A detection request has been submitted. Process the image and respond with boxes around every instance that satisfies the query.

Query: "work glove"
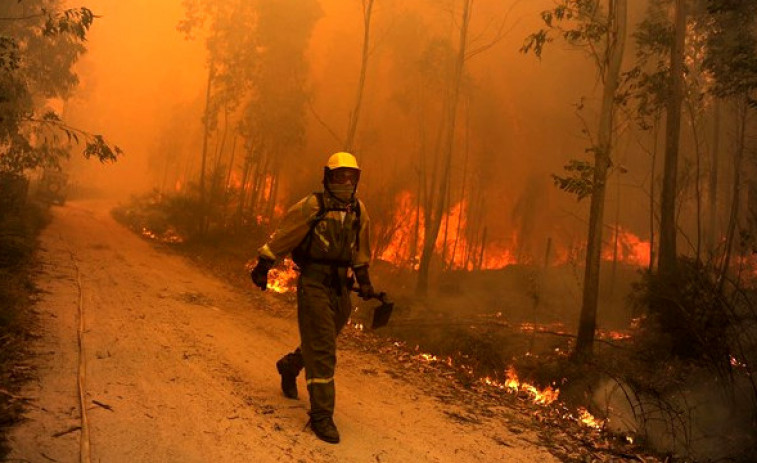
[250,257,274,291]
[353,266,376,300]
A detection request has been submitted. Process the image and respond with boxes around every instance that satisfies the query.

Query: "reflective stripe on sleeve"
[306,377,335,385]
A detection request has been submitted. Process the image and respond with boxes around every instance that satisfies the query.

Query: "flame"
[175,179,183,192]
[379,191,653,270]
[602,226,651,267]
[379,191,519,270]
[228,171,242,190]
[266,258,299,293]
[482,366,560,405]
[577,407,604,429]
[411,349,609,431]
[599,330,632,341]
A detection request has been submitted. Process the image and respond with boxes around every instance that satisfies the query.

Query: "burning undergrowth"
[113,192,756,461]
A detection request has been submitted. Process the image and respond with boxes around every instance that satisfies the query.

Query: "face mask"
[327,183,356,202]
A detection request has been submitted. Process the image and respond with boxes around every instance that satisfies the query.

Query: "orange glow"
[380,192,653,271]
[577,407,604,429]
[227,171,242,190]
[603,226,651,267]
[482,366,559,406]
[266,258,298,293]
[140,227,184,244]
[379,191,519,270]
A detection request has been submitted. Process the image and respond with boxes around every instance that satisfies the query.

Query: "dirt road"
[8,201,559,462]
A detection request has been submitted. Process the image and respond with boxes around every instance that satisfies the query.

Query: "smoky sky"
[65,0,684,262]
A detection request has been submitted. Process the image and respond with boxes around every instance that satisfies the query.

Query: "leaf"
[552,159,595,201]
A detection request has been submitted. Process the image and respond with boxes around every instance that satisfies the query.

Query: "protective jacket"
[258,192,370,269]
[258,191,371,419]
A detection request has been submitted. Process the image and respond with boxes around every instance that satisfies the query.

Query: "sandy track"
[8,200,558,463]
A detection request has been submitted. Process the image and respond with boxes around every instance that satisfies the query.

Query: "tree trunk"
[707,100,721,256]
[343,0,375,153]
[719,98,749,289]
[658,0,687,278]
[236,148,253,228]
[198,63,215,235]
[649,118,659,272]
[575,0,627,357]
[451,108,470,270]
[685,97,703,263]
[416,0,472,296]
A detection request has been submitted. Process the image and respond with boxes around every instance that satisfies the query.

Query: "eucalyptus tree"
[657,0,687,278]
[180,0,320,227]
[703,0,757,285]
[414,0,520,295]
[0,1,120,173]
[523,0,628,356]
[240,0,321,219]
[179,0,259,231]
[343,0,375,154]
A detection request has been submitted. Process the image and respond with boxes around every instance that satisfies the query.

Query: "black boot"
[276,355,300,399]
[310,415,340,444]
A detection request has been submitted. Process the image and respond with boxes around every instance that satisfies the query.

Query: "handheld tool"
[351,288,394,329]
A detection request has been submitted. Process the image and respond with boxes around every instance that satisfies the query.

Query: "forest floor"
[6,200,659,462]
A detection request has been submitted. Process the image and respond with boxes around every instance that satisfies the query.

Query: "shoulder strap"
[313,192,326,222]
[299,192,326,262]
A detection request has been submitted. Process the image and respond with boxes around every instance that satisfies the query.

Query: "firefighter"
[250,152,375,444]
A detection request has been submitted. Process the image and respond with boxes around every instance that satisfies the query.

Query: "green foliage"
[617,1,672,131]
[551,158,595,201]
[632,259,733,365]
[42,7,95,40]
[704,0,757,105]
[521,0,609,70]
[0,1,120,173]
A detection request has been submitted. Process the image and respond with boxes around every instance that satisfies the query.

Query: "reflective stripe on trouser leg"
[297,275,352,418]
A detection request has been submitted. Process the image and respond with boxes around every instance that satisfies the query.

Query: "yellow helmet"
[326,152,360,171]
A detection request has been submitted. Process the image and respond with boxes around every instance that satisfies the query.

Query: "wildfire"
[378,191,653,271]
[266,258,299,293]
[602,226,651,268]
[141,227,184,244]
[378,191,519,270]
[408,346,606,433]
[576,407,604,429]
[481,366,560,405]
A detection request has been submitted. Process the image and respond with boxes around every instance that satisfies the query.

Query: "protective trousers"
[289,267,352,418]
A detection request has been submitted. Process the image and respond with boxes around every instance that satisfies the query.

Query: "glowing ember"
[266,258,298,293]
[414,352,455,367]
[140,227,184,244]
[599,330,632,341]
[730,355,747,369]
[576,407,604,429]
